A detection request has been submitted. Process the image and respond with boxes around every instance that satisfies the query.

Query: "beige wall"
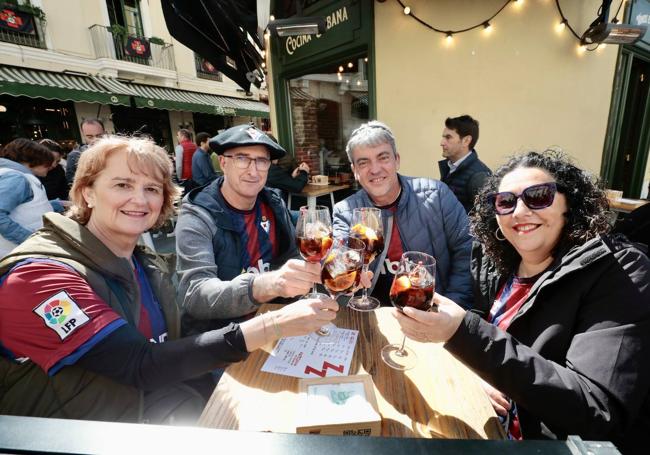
[375,0,618,178]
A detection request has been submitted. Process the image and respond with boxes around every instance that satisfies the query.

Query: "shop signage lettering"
[285,6,349,55]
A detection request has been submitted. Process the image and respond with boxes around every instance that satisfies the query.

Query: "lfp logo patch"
[33,291,90,340]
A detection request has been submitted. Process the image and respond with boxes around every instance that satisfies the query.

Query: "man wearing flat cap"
[175,124,322,335]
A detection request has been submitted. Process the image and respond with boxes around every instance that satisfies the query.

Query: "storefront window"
[288,55,368,182]
[0,95,80,150]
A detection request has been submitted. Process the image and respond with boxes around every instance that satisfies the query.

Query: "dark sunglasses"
[488,182,560,215]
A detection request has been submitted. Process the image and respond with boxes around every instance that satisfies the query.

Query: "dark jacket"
[333,174,473,308]
[39,164,69,200]
[175,176,298,332]
[0,213,180,422]
[266,163,308,194]
[445,235,650,454]
[191,148,218,186]
[438,150,491,213]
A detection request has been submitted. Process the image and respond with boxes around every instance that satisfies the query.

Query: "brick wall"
[290,98,320,175]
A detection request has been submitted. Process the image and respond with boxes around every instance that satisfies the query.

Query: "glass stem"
[361,263,370,301]
[312,282,318,296]
[398,335,408,355]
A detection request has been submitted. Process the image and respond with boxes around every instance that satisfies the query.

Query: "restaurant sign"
[279,0,360,63]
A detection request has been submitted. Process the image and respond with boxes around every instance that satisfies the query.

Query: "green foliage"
[148,36,165,45]
[109,23,128,38]
[2,1,46,23]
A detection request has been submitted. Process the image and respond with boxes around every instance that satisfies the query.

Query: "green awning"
[0,66,131,106]
[93,76,270,118]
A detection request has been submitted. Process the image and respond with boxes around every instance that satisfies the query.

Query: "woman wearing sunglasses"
[394,150,650,454]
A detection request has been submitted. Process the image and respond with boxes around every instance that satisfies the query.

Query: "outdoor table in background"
[287,183,350,210]
[607,196,649,214]
[199,304,505,440]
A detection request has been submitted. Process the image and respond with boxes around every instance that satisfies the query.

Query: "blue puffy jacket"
[333,174,474,308]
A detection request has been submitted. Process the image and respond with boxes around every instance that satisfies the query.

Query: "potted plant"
[2,0,46,24]
[148,36,165,45]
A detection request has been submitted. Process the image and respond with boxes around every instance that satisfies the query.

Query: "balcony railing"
[0,5,45,49]
[89,24,176,71]
[195,54,223,82]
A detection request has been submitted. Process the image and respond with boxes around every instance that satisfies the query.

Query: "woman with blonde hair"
[0,135,337,424]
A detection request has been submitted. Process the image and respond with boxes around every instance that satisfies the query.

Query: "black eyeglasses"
[488,182,560,215]
[222,154,271,171]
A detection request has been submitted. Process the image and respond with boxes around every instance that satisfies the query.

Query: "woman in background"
[0,138,56,258]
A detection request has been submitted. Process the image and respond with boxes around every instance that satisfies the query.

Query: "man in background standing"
[175,128,196,191]
[439,115,491,213]
[65,118,105,185]
[191,132,218,187]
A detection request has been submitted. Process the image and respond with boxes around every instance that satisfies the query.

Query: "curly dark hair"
[470,150,611,274]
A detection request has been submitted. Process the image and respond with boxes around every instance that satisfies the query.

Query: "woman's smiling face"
[496,167,567,264]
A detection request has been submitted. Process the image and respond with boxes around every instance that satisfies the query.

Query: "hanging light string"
[391,0,610,47]
[555,0,582,40]
[395,0,511,38]
[610,0,625,24]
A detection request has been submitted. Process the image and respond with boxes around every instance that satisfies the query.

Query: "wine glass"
[295,205,333,299]
[381,251,436,371]
[317,236,366,336]
[348,207,384,311]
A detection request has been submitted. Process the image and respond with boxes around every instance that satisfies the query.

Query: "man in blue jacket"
[175,125,322,334]
[333,121,474,309]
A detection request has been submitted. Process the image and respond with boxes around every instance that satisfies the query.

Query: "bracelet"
[270,313,283,339]
[258,312,270,344]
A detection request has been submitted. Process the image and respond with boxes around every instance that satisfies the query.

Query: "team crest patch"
[246,127,263,140]
[260,215,270,234]
[33,290,90,340]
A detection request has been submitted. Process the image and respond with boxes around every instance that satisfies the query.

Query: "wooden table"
[608,196,648,214]
[288,183,350,210]
[199,304,505,440]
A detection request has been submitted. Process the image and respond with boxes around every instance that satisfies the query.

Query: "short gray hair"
[345,121,397,163]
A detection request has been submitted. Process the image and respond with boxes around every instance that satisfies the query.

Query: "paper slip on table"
[199,304,505,440]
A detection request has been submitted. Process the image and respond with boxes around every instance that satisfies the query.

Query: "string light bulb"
[445,32,454,45]
[577,44,587,55]
[269,15,275,22]
[403,6,411,15]
[556,19,567,33]
[347,62,353,68]
[483,21,493,35]
[338,65,344,72]
[261,62,266,68]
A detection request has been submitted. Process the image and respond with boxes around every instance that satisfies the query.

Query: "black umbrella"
[161,0,264,92]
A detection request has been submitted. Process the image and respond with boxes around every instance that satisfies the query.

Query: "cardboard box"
[296,374,382,436]
[311,175,329,185]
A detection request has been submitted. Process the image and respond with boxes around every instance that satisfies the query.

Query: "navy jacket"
[438,150,491,213]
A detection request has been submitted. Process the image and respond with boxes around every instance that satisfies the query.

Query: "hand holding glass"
[381,251,436,371]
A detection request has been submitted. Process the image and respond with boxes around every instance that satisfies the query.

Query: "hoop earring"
[495,227,506,241]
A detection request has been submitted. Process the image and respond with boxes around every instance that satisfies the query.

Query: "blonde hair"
[69,135,180,229]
